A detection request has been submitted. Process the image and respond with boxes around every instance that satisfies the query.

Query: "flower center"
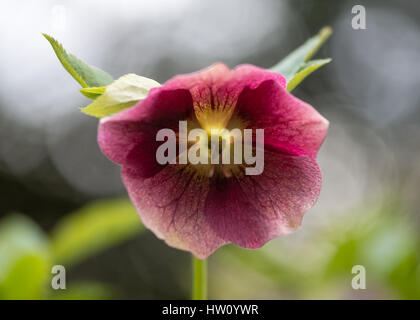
[195,108,235,134]
[183,113,247,179]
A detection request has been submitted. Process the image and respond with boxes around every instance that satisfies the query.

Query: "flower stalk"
[192,256,207,300]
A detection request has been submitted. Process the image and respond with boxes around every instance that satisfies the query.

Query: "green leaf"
[81,73,160,118]
[286,58,331,92]
[0,214,51,300]
[50,198,143,266]
[80,86,107,99]
[43,34,114,88]
[270,27,332,91]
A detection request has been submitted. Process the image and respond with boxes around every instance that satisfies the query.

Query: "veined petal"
[237,80,328,158]
[204,150,322,249]
[98,88,193,175]
[161,63,286,130]
[232,64,287,90]
[122,165,227,259]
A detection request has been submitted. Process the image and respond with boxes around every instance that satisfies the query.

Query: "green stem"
[192,256,207,300]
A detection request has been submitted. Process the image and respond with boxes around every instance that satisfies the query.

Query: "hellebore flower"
[98,63,328,259]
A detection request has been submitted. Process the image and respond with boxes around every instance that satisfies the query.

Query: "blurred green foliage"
[0,215,50,299]
[1,197,419,299]
[212,202,420,299]
[0,199,143,300]
[51,199,143,266]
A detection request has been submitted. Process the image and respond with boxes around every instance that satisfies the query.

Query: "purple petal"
[122,165,227,259]
[237,80,329,158]
[98,89,193,176]
[204,150,322,249]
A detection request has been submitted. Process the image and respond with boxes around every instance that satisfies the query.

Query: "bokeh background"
[0,0,419,299]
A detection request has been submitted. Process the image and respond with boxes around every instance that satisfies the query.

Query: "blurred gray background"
[0,0,419,299]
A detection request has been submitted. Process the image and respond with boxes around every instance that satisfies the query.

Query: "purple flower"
[98,63,329,258]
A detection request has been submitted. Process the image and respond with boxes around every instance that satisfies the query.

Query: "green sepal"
[43,34,114,88]
[79,86,107,100]
[286,58,331,92]
[270,27,332,91]
[81,73,160,118]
